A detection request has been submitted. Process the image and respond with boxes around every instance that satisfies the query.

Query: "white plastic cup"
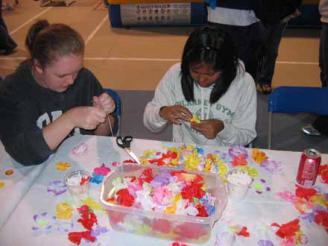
[65,170,90,205]
[227,169,252,201]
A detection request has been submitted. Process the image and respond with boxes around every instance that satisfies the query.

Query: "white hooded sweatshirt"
[143,62,257,146]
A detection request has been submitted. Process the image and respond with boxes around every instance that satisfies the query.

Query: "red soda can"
[296,148,321,187]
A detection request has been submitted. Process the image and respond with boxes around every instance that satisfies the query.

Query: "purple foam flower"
[262,160,282,174]
[47,180,67,196]
[257,240,274,246]
[150,170,171,187]
[91,225,109,237]
[300,212,315,223]
[228,146,248,159]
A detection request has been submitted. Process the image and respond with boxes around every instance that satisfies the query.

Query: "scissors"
[116,136,141,164]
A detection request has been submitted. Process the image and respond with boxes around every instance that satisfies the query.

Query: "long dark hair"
[181,25,238,104]
[25,19,84,68]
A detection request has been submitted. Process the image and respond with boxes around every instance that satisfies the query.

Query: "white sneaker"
[302,125,321,136]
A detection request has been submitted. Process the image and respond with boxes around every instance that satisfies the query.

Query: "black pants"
[0,0,17,51]
[208,21,267,80]
[257,22,287,86]
[313,22,328,135]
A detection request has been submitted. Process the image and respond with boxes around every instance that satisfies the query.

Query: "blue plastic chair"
[268,86,328,149]
[104,88,122,136]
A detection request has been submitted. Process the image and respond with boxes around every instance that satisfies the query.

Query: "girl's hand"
[191,119,224,139]
[93,93,115,115]
[68,107,107,130]
[159,105,192,125]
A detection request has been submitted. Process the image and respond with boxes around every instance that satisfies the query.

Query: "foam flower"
[116,188,135,207]
[231,155,248,167]
[77,205,98,230]
[239,166,258,178]
[47,180,67,196]
[228,146,248,159]
[82,197,104,211]
[93,163,111,176]
[314,210,328,232]
[251,149,268,165]
[71,142,88,155]
[184,151,201,171]
[271,219,300,239]
[4,169,14,176]
[295,185,317,201]
[319,164,328,184]
[56,202,73,220]
[0,180,5,189]
[55,162,71,171]
[68,231,96,245]
[310,194,327,207]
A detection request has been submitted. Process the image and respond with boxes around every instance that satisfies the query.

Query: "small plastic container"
[227,169,252,201]
[100,165,228,243]
[65,170,90,205]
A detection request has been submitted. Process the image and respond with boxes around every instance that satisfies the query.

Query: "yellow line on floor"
[9,7,53,35]
[85,15,108,45]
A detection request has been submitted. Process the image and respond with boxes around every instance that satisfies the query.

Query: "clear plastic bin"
[100,165,227,243]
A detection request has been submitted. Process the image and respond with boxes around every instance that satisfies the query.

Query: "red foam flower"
[319,164,328,184]
[272,219,300,239]
[314,210,328,232]
[116,188,135,207]
[77,205,97,230]
[196,204,208,217]
[237,226,250,237]
[231,155,248,167]
[181,183,205,201]
[68,231,96,245]
[295,185,317,201]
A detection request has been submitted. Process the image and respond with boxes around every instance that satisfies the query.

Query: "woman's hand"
[191,119,224,139]
[159,105,192,125]
[92,93,115,115]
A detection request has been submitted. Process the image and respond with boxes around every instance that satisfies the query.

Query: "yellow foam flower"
[56,202,73,220]
[55,162,71,171]
[251,149,268,165]
[310,194,327,207]
[0,181,5,189]
[190,114,201,123]
[184,151,201,171]
[165,204,177,214]
[172,194,182,203]
[217,161,229,178]
[82,197,104,211]
[239,166,258,178]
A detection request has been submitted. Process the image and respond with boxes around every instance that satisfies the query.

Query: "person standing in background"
[206,0,267,80]
[256,0,302,94]
[302,0,328,136]
[0,0,17,55]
